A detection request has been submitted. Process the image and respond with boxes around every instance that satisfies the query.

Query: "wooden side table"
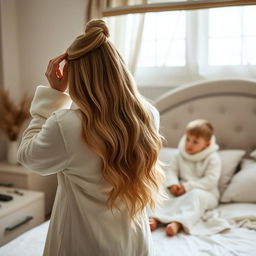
[0,187,45,246]
[0,162,57,217]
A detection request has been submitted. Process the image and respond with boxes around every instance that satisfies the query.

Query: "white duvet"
[1,203,256,256]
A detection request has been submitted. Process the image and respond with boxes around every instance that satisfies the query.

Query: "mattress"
[1,203,256,256]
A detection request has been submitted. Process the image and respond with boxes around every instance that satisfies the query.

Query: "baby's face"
[185,133,210,155]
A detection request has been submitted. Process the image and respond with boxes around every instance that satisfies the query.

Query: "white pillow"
[221,160,256,203]
[250,149,256,160]
[218,150,246,195]
[241,158,255,168]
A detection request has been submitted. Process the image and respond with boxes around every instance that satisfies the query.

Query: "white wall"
[16,0,87,95]
[138,86,171,101]
[0,0,21,100]
[0,0,88,160]
[1,0,88,98]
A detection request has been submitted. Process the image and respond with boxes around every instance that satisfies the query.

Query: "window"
[138,11,186,67]
[107,5,256,86]
[209,6,256,66]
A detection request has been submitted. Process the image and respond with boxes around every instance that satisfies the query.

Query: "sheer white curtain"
[105,14,145,74]
[87,0,147,75]
[135,10,188,86]
[105,5,256,86]
[197,6,256,79]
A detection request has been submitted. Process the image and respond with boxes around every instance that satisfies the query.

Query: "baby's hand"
[168,185,179,196]
[175,185,186,197]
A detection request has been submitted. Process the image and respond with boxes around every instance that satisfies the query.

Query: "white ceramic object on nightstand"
[6,140,18,165]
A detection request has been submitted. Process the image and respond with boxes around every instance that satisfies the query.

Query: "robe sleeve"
[165,153,180,188]
[182,154,221,192]
[17,85,72,175]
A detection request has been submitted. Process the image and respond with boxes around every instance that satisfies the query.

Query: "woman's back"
[42,106,159,256]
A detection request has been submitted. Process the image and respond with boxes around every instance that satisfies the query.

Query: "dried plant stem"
[0,88,32,141]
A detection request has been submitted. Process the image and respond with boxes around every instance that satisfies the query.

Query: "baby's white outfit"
[148,135,221,233]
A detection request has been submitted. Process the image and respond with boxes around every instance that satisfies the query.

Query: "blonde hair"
[186,119,214,141]
[66,19,165,221]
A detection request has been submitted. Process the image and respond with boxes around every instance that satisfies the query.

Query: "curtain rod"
[102,0,256,17]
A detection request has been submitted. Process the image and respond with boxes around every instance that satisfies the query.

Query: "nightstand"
[0,187,45,246]
[0,161,57,217]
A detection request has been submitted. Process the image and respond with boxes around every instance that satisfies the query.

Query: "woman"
[17,19,165,256]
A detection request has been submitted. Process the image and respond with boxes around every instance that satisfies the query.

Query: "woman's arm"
[18,53,72,174]
[17,86,72,175]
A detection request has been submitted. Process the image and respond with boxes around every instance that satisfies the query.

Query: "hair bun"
[85,19,110,38]
[67,19,109,60]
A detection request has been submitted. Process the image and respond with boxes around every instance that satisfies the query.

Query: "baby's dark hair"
[186,119,214,141]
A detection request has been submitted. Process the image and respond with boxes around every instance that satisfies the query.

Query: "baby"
[149,119,221,236]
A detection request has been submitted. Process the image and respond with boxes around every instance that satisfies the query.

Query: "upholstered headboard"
[154,79,256,155]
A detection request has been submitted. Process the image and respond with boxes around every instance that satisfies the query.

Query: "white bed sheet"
[1,204,256,256]
[0,220,48,256]
[153,227,256,256]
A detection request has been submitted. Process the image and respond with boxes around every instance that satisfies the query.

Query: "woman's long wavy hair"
[66,19,165,221]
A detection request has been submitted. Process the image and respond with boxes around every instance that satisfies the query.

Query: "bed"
[1,79,256,255]
[152,78,256,255]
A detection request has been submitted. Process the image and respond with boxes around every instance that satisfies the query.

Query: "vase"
[6,140,19,165]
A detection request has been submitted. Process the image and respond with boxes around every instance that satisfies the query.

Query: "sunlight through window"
[138,11,186,67]
[209,6,256,66]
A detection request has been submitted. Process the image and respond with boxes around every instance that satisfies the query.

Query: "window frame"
[134,7,256,87]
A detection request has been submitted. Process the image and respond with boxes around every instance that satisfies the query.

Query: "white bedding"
[154,227,256,256]
[1,203,256,256]
[154,203,256,256]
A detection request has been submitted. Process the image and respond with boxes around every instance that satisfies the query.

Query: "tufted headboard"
[154,79,256,155]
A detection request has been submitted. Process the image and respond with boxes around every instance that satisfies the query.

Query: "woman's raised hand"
[45,53,68,92]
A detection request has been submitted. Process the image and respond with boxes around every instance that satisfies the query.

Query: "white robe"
[148,135,222,233]
[17,85,160,256]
